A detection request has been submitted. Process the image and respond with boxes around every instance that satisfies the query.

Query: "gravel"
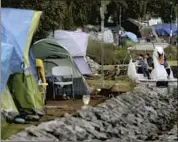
[9,86,177,141]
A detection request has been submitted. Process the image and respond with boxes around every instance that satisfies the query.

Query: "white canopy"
[50,30,89,57]
[49,30,92,75]
[128,43,169,51]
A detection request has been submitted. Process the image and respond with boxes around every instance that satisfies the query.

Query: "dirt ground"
[1,96,107,140]
[39,96,107,123]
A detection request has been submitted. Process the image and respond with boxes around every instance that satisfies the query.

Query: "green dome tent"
[32,38,91,98]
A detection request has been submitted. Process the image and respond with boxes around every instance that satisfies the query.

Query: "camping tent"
[49,30,92,75]
[1,8,45,121]
[1,87,19,121]
[32,38,91,98]
[121,32,138,43]
[1,43,20,121]
[122,18,142,38]
[152,23,178,36]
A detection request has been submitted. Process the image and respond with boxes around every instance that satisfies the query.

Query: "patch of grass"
[87,76,135,92]
[165,45,177,60]
[87,38,130,65]
[1,121,30,140]
[103,65,115,70]
[168,60,177,66]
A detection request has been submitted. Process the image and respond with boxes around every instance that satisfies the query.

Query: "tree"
[147,0,177,22]
[2,0,101,39]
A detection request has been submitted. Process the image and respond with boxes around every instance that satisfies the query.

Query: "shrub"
[87,37,177,65]
[87,38,131,65]
[164,45,177,60]
[87,39,118,65]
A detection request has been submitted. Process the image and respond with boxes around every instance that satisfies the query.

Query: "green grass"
[103,65,115,70]
[168,60,177,66]
[104,61,177,69]
[87,76,135,92]
[1,121,30,140]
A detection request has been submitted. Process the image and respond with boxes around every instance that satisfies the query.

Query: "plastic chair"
[52,66,74,99]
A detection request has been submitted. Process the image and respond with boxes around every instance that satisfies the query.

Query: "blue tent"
[1,8,44,117]
[121,32,138,43]
[152,23,178,36]
[1,43,19,92]
[1,8,40,93]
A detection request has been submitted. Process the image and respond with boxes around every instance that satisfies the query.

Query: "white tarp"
[50,30,89,57]
[49,30,92,75]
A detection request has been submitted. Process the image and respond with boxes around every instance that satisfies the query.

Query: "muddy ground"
[8,86,178,141]
[40,97,107,123]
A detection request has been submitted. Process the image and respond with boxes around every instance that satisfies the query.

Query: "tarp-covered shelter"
[49,30,92,75]
[122,18,142,38]
[121,32,138,43]
[32,38,91,99]
[1,8,44,121]
[152,23,178,36]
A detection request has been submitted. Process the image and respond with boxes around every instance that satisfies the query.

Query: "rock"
[9,87,177,141]
[25,115,40,121]
[63,112,71,117]
[86,56,101,74]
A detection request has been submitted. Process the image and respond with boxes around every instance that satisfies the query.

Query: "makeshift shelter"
[152,23,178,36]
[1,8,45,121]
[121,32,138,43]
[32,38,91,99]
[49,30,92,75]
[122,18,142,38]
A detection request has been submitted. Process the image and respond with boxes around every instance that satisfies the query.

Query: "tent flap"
[9,74,45,115]
[49,30,92,75]
[73,57,92,75]
[50,30,89,57]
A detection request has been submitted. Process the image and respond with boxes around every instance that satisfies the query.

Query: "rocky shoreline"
[9,86,177,141]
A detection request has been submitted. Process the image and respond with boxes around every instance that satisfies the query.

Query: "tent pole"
[176,3,178,140]
[176,4,178,46]
[52,26,54,38]
[170,1,173,44]
[119,5,122,47]
[100,0,105,87]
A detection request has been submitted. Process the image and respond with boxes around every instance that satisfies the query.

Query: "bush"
[164,45,177,60]
[87,39,117,65]
[87,38,131,65]
[87,38,177,65]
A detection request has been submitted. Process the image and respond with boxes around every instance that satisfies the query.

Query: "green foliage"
[87,38,130,65]
[2,0,177,39]
[114,48,128,63]
[164,45,177,60]
[2,0,101,39]
[87,39,117,65]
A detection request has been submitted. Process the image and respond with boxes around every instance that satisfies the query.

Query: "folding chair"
[52,66,74,99]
